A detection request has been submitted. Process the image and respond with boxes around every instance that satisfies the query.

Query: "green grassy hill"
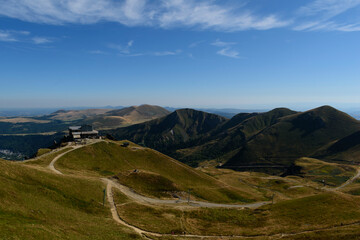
[54,141,264,203]
[2,139,360,239]
[85,104,170,130]
[106,108,297,166]
[113,189,360,238]
[105,109,227,159]
[173,108,298,166]
[314,130,360,163]
[108,106,360,172]
[0,158,140,239]
[224,106,360,172]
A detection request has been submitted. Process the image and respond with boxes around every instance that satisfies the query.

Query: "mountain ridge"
[107,105,360,173]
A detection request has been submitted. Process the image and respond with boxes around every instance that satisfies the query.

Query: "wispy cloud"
[211,39,240,59]
[0,0,289,31]
[152,50,182,56]
[157,0,289,31]
[2,1,359,33]
[211,39,237,47]
[189,40,204,48]
[89,50,107,55]
[297,0,360,19]
[217,48,241,59]
[294,0,360,31]
[0,29,55,45]
[32,37,52,44]
[108,40,181,57]
[0,30,31,42]
[108,40,134,54]
[127,40,134,47]
[0,30,18,42]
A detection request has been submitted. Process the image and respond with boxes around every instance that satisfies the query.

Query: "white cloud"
[3,1,359,33]
[108,41,134,54]
[109,40,181,57]
[0,30,18,42]
[0,30,33,42]
[89,50,107,54]
[32,37,52,44]
[152,50,182,56]
[294,0,360,31]
[211,39,237,47]
[189,41,203,48]
[0,0,289,31]
[297,0,360,18]
[217,48,241,59]
[158,0,289,31]
[0,29,54,45]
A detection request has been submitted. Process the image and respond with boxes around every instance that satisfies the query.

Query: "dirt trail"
[48,148,75,174]
[105,179,268,239]
[42,140,360,239]
[105,180,158,239]
[48,140,103,174]
[105,178,270,209]
[105,179,360,240]
[335,167,360,190]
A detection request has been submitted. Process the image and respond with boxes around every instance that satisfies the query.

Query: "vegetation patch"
[57,141,257,203]
[0,159,140,239]
[295,158,355,187]
[36,148,52,157]
[116,171,180,198]
[25,147,72,167]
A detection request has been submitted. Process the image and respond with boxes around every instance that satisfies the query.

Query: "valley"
[1,137,360,239]
[1,105,360,239]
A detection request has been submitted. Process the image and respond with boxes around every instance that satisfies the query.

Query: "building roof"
[69,126,81,130]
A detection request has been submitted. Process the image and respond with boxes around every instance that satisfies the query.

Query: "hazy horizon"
[1,103,360,113]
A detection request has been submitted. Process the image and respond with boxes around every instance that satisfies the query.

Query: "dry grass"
[113,188,360,238]
[25,147,72,167]
[0,117,50,123]
[56,141,260,203]
[0,159,141,239]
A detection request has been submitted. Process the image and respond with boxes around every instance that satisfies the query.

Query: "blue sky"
[0,0,360,110]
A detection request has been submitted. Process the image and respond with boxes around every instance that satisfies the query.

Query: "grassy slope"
[2,139,360,239]
[315,130,360,163]
[25,147,72,167]
[106,109,227,158]
[55,141,265,203]
[36,148,52,157]
[113,187,360,237]
[109,108,296,166]
[0,159,140,240]
[87,104,170,130]
[295,157,356,187]
[225,106,360,169]
[201,167,321,200]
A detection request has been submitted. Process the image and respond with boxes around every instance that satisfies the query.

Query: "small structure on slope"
[69,125,98,141]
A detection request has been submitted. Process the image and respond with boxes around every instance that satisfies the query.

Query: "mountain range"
[106,106,360,173]
[0,105,170,159]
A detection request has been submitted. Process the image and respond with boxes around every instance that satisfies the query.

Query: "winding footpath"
[333,167,360,191]
[48,140,103,174]
[103,178,270,209]
[46,142,360,239]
